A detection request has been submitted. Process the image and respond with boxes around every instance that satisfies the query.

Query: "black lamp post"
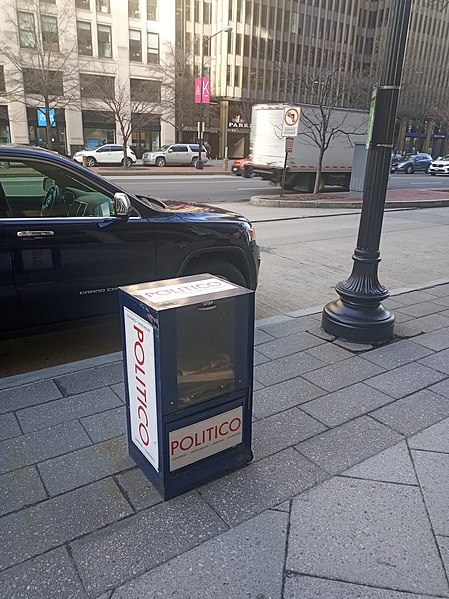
[196,25,233,170]
[322,0,413,343]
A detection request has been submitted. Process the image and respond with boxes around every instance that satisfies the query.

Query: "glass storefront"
[83,127,115,149]
[131,129,160,158]
[26,107,67,155]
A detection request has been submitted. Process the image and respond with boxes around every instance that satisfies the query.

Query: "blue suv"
[391,153,432,174]
[0,146,259,334]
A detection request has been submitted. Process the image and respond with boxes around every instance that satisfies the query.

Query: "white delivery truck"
[250,103,368,192]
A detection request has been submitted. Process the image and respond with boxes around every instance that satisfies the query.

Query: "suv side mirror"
[168,148,173,153]
[114,192,133,219]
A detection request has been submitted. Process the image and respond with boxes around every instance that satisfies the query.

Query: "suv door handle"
[17,231,55,237]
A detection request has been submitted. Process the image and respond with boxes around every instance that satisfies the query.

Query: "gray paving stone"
[306,324,336,342]
[252,379,264,392]
[287,477,449,596]
[259,316,318,338]
[273,500,291,512]
[253,349,270,365]
[16,387,123,434]
[395,313,449,336]
[81,406,127,443]
[304,342,353,364]
[365,363,445,399]
[371,389,449,436]
[419,348,449,375]
[424,284,449,297]
[253,377,325,420]
[254,352,327,386]
[0,412,22,441]
[199,447,328,527]
[408,417,449,453]
[0,478,132,571]
[257,331,324,359]
[393,290,439,305]
[361,339,433,369]
[434,295,449,307]
[429,378,449,399]
[412,327,449,352]
[110,382,125,403]
[284,573,439,598]
[70,492,228,596]
[111,510,288,599]
[55,361,124,396]
[333,340,373,352]
[302,358,385,393]
[439,536,449,583]
[0,380,62,414]
[412,450,449,536]
[254,328,275,345]
[115,467,163,512]
[39,436,134,496]
[300,382,395,427]
[0,421,92,475]
[296,416,402,475]
[343,441,418,485]
[0,547,87,599]
[252,407,326,461]
[396,301,448,318]
[0,466,47,516]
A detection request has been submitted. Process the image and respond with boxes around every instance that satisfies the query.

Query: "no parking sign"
[282,107,300,137]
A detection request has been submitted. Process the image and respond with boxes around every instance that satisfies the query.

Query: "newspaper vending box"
[119,274,254,499]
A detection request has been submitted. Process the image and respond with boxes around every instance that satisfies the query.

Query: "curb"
[3,277,449,390]
[92,168,231,177]
[250,196,449,209]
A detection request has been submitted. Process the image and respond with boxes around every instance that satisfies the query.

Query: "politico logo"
[124,307,159,471]
[169,406,243,471]
[137,277,235,304]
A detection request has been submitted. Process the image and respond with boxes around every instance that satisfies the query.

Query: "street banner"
[194,77,210,104]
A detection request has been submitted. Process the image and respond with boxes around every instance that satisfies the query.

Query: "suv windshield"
[156,145,170,152]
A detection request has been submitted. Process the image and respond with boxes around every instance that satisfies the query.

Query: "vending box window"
[119,274,255,499]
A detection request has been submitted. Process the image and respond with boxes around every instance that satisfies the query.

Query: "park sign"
[281,106,300,137]
[194,77,210,104]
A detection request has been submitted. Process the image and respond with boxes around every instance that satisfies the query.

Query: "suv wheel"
[425,165,430,174]
[121,157,133,167]
[155,156,166,167]
[405,165,414,174]
[86,157,97,167]
[184,259,247,287]
[191,157,198,167]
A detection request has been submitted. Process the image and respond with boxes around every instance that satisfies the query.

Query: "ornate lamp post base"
[322,299,394,344]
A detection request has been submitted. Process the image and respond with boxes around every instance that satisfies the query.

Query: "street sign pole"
[280,137,294,197]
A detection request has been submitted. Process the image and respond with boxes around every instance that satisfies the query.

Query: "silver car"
[142,144,208,167]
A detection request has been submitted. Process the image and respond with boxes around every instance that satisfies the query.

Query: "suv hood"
[160,199,250,222]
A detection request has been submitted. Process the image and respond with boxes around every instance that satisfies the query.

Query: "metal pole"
[280,151,288,197]
[196,41,205,170]
[322,0,413,343]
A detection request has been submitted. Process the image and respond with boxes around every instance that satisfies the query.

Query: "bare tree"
[158,41,196,142]
[0,0,79,151]
[83,73,163,167]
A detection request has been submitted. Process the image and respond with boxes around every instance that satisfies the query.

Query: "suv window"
[97,146,111,152]
[110,145,124,152]
[171,145,188,152]
[0,159,115,218]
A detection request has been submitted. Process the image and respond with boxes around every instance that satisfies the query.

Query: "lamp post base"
[195,159,204,170]
[322,299,394,344]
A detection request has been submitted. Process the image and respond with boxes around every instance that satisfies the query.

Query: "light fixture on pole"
[196,25,233,170]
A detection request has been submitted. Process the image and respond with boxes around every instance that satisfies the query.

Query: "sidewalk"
[1,283,449,597]
[93,159,230,176]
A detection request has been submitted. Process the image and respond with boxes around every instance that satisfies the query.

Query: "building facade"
[0,0,448,158]
[0,0,176,156]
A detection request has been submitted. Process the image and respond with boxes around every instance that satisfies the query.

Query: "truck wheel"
[184,259,247,287]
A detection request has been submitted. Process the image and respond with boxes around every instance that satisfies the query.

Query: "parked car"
[0,145,259,335]
[231,157,253,177]
[142,144,208,167]
[429,155,449,176]
[73,144,136,167]
[391,153,432,174]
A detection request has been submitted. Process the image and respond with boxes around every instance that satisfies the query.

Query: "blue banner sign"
[37,108,56,127]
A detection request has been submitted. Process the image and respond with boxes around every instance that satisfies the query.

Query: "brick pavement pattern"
[1,284,449,597]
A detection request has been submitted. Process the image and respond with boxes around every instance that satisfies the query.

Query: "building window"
[23,68,63,96]
[18,12,36,49]
[129,29,142,62]
[130,78,160,102]
[147,0,158,20]
[76,0,90,8]
[0,66,5,93]
[96,0,110,14]
[97,24,112,58]
[77,21,93,56]
[129,0,140,18]
[204,0,211,24]
[80,73,114,98]
[41,15,59,51]
[147,32,159,63]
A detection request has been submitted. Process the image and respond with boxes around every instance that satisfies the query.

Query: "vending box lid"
[120,273,253,310]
